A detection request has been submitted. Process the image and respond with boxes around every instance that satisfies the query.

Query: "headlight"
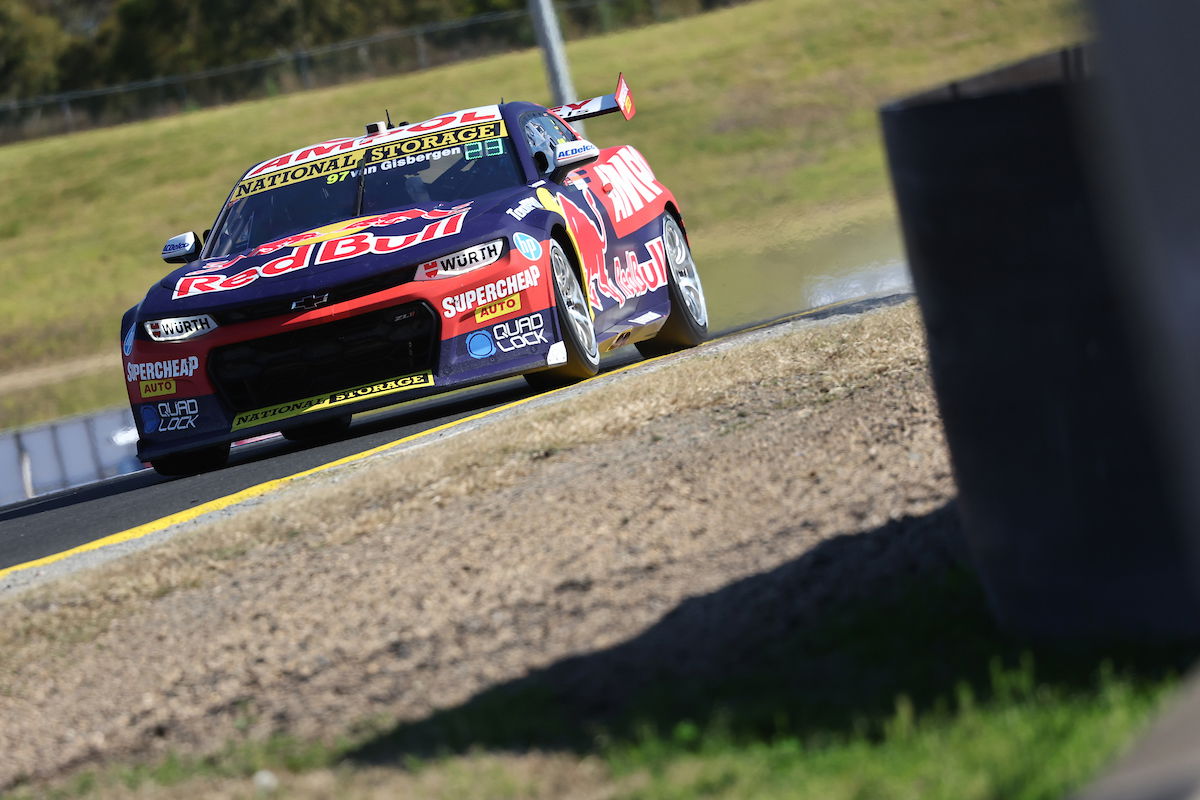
[417,238,505,280]
[144,314,218,342]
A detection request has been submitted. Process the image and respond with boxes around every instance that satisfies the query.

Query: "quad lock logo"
[466,313,548,359]
[142,398,199,433]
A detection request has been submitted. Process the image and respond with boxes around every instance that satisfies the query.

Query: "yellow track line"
[0,294,897,583]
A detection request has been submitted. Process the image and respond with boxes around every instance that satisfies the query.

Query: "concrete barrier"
[0,408,141,507]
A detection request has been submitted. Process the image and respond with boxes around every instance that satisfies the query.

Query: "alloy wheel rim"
[552,245,598,360]
[664,218,708,327]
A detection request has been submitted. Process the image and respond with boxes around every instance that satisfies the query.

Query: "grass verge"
[19,566,1188,800]
[2,303,1191,798]
[0,0,1080,426]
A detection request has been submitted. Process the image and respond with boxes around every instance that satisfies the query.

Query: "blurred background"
[0,0,1078,485]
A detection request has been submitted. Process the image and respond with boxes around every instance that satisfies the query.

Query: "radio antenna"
[385,108,394,128]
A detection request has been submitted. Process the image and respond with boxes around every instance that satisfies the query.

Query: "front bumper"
[125,249,558,461]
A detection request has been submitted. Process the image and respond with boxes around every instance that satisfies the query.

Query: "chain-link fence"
[0,0,728,144]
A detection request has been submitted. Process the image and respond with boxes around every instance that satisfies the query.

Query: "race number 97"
[465,139,505,160]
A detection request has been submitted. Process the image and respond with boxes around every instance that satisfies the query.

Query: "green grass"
[22,520,1191,799]
[0,0,1079,386]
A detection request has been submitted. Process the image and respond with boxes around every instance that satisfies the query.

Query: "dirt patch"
[0,351,115,397]
[0,301,958,793]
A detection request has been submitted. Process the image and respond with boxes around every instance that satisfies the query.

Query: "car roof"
[241,104,508,180]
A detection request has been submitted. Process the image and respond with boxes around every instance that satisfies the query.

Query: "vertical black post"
[1087,1,1200,603]
[881,50,1200,639]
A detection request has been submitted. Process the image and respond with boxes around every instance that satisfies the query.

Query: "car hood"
[140,190,532,317]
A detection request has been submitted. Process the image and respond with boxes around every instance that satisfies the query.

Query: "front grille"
[208,301,437,411]
[212,265,418,325]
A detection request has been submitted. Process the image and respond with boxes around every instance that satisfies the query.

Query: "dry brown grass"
[0,300,946,794]
[0,302,928,672]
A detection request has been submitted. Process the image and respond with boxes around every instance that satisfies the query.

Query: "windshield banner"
[232,121,507,201]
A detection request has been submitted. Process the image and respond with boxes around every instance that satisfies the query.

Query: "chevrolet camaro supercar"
[120,75,708,475]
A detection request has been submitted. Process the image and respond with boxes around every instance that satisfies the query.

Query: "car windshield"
[207,135,523,258]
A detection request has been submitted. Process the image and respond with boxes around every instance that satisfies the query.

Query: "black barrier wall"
[881,49,1200,639]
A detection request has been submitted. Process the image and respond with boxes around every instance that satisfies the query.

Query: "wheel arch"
[549,223,589,297]
[663,201,688,244]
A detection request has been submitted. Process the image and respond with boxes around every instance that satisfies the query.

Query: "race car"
[120,74,708,476]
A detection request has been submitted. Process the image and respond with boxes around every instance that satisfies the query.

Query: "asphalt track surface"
[0,294,910,574]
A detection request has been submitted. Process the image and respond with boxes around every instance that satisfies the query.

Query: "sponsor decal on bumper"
[142,398,200,433]
[139,379,177,399]
[126,356,200,382]
[230,370,435,431]
[475,293,521,324]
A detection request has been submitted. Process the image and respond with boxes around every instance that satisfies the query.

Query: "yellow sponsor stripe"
[0,296,886,582]
[234,121,508,199]
[231,371,434,431]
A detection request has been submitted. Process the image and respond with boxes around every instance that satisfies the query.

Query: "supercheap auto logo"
[441,265,542,320]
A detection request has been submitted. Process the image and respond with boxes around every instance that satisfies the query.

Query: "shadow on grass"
[346,501,1198,765]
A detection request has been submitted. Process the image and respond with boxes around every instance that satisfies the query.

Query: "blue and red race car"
[120,75,708,475]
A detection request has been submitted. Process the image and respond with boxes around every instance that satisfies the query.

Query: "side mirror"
[162,231,201,264]
[550,139,600,182]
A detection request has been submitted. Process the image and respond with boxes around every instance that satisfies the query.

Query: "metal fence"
[0,408,140,507]
[0,0,719,144]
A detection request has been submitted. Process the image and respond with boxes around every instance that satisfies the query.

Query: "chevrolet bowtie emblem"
[291,293,329,311]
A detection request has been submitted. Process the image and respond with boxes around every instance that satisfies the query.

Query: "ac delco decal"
[126,356,200,382]
[441,265,542,319]
[173,213,467,299]
[234,121,506,199]
[231,371,434,431]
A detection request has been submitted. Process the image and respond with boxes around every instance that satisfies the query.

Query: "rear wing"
[549,73,636,122]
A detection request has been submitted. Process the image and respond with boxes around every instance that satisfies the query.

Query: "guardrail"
[0,408,141,507]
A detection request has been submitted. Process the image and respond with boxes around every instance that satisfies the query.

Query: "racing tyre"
[635,215,708,358]
[150,442,231,477]
[282,414,352,443]
[525,240,600,387]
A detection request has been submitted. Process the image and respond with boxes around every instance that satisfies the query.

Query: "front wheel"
[150,442,231,477]
[525,239,600,388]
[636,215,708,358]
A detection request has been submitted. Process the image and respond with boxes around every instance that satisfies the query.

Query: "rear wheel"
[150,442,230,477]
[525,239,600,388]
[282,414,351,443]
[636,215,708,358]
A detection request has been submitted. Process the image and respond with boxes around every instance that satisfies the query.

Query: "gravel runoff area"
[0,298,962,796]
